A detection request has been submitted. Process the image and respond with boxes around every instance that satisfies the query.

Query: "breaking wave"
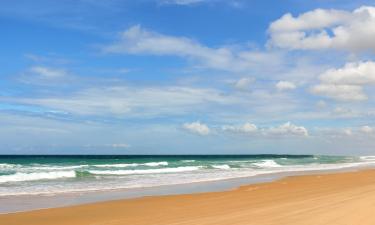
[88,166,201,175]
[252,160,282,168]
[93,161,168,168]
[212,165,231,169]
[0,171,76,183]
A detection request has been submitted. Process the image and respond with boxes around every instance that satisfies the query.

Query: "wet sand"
[2,169,375,225]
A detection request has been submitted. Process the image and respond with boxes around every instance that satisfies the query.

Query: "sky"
[1,0,375,155]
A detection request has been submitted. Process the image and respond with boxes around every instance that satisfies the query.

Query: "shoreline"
[0,165,370,214]
[2,168,375,224]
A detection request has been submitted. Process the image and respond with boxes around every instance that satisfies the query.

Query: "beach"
[2,169,375,225]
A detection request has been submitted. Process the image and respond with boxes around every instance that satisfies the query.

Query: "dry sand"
[2,169,375,225]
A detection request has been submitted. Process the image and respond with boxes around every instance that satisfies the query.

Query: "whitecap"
[88,166,201,175]
[212,165,231,169]
[93,161,168,168]
[252,160,282,168]
[0,171,76,183]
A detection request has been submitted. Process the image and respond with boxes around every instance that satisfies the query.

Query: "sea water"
[1,155,375,197]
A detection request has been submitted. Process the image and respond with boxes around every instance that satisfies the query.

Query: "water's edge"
[0,165,372,214]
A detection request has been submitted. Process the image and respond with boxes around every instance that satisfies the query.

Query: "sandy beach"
[1,169,375,225]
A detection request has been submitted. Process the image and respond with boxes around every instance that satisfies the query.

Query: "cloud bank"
[269,6,375,52]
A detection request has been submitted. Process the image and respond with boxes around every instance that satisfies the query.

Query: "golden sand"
[2,169,375,225]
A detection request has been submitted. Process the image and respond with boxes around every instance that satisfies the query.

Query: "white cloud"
[275,81,296,91]
[110,143,131,148]
[333,107,356,118]
[268,6,375,52]
[360,125,374,134]
[29,66,68,78]
[221,122,308,137]
[233,77,254,91]
[343,128,353,136]
[265,122,309,137]
[316,126,375,140]
[182,121,210,135]
[8,85,240,117]
[319,61,375,85]
[103,25,283,72]
[311,61,375,101]
[18,66,74,86]
[222,122,257,134]
[311,84,366,101]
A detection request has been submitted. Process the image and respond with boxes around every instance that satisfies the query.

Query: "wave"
[360,156,375,161]
[0,163,18,169]
[252,160,282,168]
[29,165,88,170]
[93,161,168,168]
[88,166,201,175]
[212,165,231,169]
[181,160,196,163]
[0,171,76,183]
[144,162,169,166]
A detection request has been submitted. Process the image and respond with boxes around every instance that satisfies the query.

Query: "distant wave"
[29,165,88,170]
[0,171,76,183]
[212,165,231,169]
[0,163,18,169]
[4,155,375,197]
[252,160,282,168]
[93,161,168,168]
[88,166,201,175]
[360,156,375,161]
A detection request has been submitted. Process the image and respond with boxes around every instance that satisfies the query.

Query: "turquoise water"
[0,155,374,196]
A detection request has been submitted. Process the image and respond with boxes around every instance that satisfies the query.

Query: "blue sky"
[2,0,375,155]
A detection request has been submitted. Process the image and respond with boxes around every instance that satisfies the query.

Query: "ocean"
[1,155,375,197]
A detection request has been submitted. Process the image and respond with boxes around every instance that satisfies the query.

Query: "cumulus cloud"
[182,121,210,135]
[222,122,257,134]
[311,61,375,101]
[268,6,375,52]
[265,122,309,137]
[222,122,308,137]
[275,81,296,91]
[103,25,282,72]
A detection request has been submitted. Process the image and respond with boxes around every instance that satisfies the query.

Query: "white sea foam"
[144,162,169,166]
[93,161,168,168]
[212,165,231,169]
[360,156,375,161]
[0,163,18,169]
[29,165,88,170]
[3,160,375,197]
[88,166,201,175]
[0,171,76,183]
[252,160,282,168]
